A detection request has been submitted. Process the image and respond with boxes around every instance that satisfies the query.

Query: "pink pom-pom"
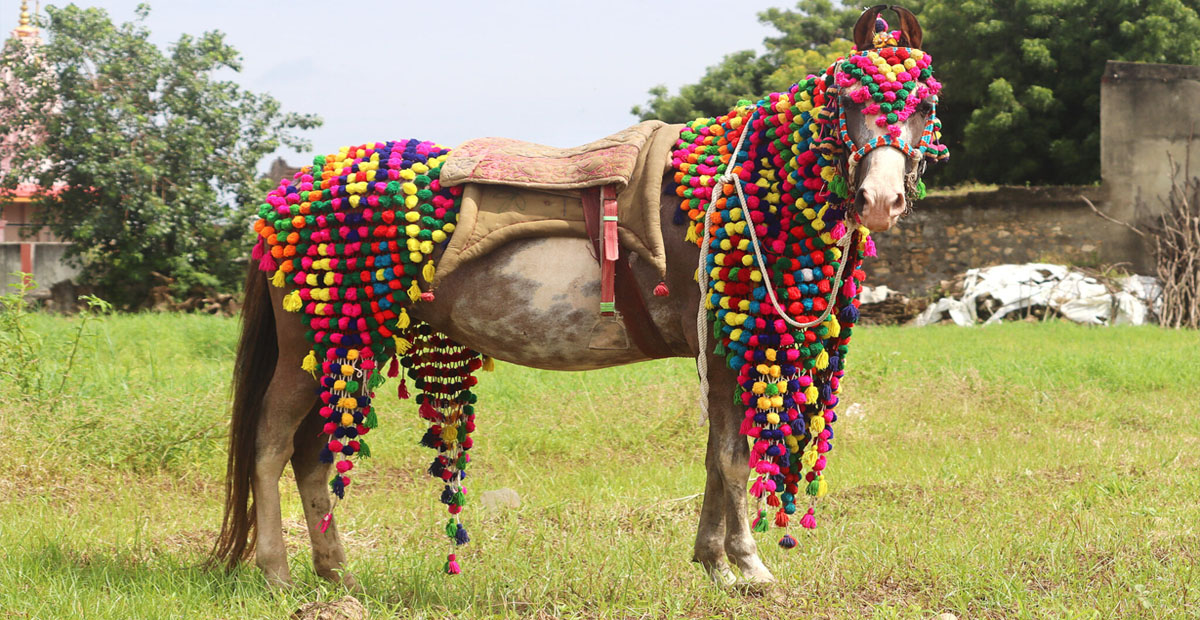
[865,235,877,257]
[318,512,333,533]
[420,291,435,302]
[336,460,353,473]
[800,508,817,529]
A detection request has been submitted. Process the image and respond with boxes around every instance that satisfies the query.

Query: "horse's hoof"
[733,574,777,596]
[703,563,739,588]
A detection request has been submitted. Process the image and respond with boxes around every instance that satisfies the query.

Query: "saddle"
[437,120,683,357]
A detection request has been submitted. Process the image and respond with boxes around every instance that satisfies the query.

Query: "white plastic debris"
[914,263,1160,326]
[858,284,896,304]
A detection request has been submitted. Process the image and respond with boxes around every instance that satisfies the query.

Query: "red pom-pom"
[653,281,670,297]
[420,291,435,302]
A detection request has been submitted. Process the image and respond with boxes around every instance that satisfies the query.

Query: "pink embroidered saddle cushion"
[439,120,668,191]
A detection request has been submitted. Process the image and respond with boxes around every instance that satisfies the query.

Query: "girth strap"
[582,186,673,359]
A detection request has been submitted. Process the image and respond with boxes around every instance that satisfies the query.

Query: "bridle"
[833,92,942,203]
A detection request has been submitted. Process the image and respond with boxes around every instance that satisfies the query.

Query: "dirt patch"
[292,596,368,620]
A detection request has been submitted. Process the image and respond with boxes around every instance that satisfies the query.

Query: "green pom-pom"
[807,479,821,496]
[753,510,769,533]
[916,179,927,200]
[445,519,458,538]
[829,175,849,199]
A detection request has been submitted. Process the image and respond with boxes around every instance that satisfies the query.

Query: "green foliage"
[633,0,1200,186]
[0,4,321,307]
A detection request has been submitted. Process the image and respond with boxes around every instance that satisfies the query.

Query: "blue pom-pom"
[455,524,470,546]
[440,486,455,505]
[330,476,345,499]
[779,534,798,549]
[839,304,859,323]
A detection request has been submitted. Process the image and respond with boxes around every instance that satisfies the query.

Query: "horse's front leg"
[706,361,776,586]
[694,353,736,586]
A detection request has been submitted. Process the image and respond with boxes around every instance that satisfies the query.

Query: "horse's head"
[832,5,948,231]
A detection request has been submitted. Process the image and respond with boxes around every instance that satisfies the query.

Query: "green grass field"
[0,313,1197,619]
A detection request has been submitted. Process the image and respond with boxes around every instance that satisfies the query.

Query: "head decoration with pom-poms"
[668,3,945,551]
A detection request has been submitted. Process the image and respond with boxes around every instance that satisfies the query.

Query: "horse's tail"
[211,261,277,569]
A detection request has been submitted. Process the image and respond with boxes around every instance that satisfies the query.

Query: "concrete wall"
[1101,61,1200,221]
[869,187,1137,296]
[0,242,79,293]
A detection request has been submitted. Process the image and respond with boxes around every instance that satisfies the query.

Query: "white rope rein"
[695,110,855,422]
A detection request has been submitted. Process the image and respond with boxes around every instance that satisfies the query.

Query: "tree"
[633,0,1200,186]
[0,4,320,306]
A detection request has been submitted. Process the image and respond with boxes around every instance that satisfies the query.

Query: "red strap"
[581,186,674,359]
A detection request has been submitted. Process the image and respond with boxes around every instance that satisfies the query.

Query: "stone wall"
[867,186,1134,296]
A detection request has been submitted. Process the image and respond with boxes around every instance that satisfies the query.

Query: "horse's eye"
[916,100,934,116]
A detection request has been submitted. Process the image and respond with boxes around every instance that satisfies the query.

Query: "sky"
[1,0,790,171]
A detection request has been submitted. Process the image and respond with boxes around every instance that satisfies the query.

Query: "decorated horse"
[212,4,947,589]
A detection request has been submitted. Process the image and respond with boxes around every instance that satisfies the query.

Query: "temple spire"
[13,0,38,38]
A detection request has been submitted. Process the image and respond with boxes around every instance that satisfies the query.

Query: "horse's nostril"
[854,189,868,213]
[890,192,906,214]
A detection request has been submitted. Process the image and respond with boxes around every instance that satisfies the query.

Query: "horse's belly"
[414,237,650,370]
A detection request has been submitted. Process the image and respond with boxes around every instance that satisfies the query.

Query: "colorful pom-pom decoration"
[670,17,945,547]
[254,139,483,572]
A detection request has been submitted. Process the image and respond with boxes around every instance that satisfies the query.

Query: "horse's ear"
[853,5,889,50]
[890,6,923,49]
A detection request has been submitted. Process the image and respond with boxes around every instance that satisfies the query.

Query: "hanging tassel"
[394,337,412,354]
[455,523,470,546]
[420,291,435,302]
[301,350,317,376]
[364,409,378,429]
[422,261,436,283]
[864,235,877,257]
[398,379,410,400]
[318,512,333,534]
[481,356,494,372]
[387,356,400,378]
[774,510,789,527]
[251,238,266,261]
[319,446,334,464]
[653,281,670,297]
[766,492,781,508]
[440,486,455,505]
[407,280,422,302]
[397,308,411,329]
[270,269,285,288]
[778,534,797,549]
[259,253,276,272]
[357,440,371,458]
[807,479,821,496]
[800,507,817,529]
[445,553,461,575]
[330,475,346,499]
[282,290,302,313]
[752,510,769,533]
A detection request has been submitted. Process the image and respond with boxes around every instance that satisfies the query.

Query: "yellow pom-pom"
[397,308,411,329]
[341,412,354,426]
[805,385,819,404]
[301,350,317,376]
[817,477,828,497]
[282,290,302,313]
[334,379,347,391]
[802,448,818,469]
[816,350,830,370]
[341,364,354,376]
[482,356,495,371]
[440,425,458,444]
[271,269,285,288]
[346,349,359,360]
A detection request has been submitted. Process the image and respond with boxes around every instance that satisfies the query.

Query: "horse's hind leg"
[291,411,358,590]
[252,365,317,587]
